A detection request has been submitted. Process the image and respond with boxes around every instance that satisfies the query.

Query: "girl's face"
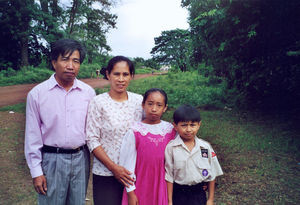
[107,61,132,94]
[142,92,167,124]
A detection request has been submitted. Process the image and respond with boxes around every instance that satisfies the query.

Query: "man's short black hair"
[173,104,201,124]
[50,39,86,64]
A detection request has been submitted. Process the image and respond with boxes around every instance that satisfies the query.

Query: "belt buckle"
[72,146,80,153]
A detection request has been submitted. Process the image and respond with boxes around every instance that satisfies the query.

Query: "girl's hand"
[111,164,134,187]
[128,191,139,205]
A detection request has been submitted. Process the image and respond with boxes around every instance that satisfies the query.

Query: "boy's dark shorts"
[173,182,207,205]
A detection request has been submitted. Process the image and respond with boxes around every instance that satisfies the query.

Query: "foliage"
[132,57,160,70]
[0,66,53,86]
[0,63,102,86]
[0,0,117,69]
[66,0,117,63]
[151,29,191,71]
[96,71,226,109]
[181,0,300,113]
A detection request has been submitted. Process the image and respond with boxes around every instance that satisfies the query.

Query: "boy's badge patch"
[201,149,208,158]
[202,169,208,176]
[211,152,217,157]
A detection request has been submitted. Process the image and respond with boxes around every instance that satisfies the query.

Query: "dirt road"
[0,73,154,107]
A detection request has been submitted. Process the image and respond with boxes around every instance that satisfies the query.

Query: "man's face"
[52,50,80,87]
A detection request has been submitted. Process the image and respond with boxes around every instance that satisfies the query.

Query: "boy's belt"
[173,182,206,193]
[42,144,87,154]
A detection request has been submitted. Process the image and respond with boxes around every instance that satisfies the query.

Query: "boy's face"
[173,121,201,142]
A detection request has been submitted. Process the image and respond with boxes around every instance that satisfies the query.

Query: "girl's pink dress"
[120,121,176,205]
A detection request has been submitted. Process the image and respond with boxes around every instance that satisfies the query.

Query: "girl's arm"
[207,180,216,205]
[166,181,173,205]
[127,191,139,205]
[119,129,137,191]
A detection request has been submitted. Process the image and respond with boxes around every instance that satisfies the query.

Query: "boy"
[165,104,223,205]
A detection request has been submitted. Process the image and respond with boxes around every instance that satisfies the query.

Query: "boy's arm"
[166,181,173,205]
[165,143,174,205]
[207,180,216,205]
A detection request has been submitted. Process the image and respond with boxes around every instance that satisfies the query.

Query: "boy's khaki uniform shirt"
[165,134,223,185]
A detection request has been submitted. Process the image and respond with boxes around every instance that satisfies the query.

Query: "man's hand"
[33,175,47,195]
[111,164,134,187]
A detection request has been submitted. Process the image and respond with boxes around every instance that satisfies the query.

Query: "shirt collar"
[172,133,198,146]
[172,133,201,152]
[47,74,83,91]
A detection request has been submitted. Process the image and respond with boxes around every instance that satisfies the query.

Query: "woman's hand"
[128,191,139,205]
[111,164,134,187]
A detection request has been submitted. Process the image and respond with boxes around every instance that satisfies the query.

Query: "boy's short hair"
[173,104,201,124]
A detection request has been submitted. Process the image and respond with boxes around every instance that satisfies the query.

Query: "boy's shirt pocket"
[191,151,213,182]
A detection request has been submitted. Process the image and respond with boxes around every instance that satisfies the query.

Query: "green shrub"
[96,71,226,109]
[135,67,157,74]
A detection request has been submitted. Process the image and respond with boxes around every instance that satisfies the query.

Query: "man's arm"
[207,180,216,205]
[24,91,47,194]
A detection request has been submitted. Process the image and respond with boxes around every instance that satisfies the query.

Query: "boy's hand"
[206,199,214,205]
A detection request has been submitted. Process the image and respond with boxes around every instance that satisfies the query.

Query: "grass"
[1,72,299,204]
[0,103,26,113]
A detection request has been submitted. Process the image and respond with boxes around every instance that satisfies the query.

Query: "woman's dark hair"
[142,88,168,106]
[101,56,135,80]
[173,104,201,124]
[50,39,86,65]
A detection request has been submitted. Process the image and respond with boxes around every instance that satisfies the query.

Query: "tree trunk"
[20,36,29,67]
[67,0,79,35]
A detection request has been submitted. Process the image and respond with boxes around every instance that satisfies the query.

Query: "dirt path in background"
[0,73,154,107]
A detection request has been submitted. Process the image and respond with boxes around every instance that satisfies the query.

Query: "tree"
[66,0,117,63]
[182,0,300,112]
[151,29,190,71]
[0,0,118,69]
[0,0,38,69]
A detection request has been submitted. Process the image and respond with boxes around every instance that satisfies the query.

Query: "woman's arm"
[86,98,134,186]
[92,146,134,186]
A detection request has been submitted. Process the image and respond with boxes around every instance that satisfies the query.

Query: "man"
[25,39,96,205]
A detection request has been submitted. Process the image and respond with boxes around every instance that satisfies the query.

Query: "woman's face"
[107,61,132,94]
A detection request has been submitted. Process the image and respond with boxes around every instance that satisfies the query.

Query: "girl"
[120,88,176,205]
[86,56,143,205]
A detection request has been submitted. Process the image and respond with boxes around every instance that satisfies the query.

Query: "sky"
[106,0,189,59]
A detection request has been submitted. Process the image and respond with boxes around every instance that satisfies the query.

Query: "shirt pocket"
[192,154,212,181]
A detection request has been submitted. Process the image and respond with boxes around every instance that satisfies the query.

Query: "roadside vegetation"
[0,64,155,87]
[1,72,299,204]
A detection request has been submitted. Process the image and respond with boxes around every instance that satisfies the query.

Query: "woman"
[86,56,143,205]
